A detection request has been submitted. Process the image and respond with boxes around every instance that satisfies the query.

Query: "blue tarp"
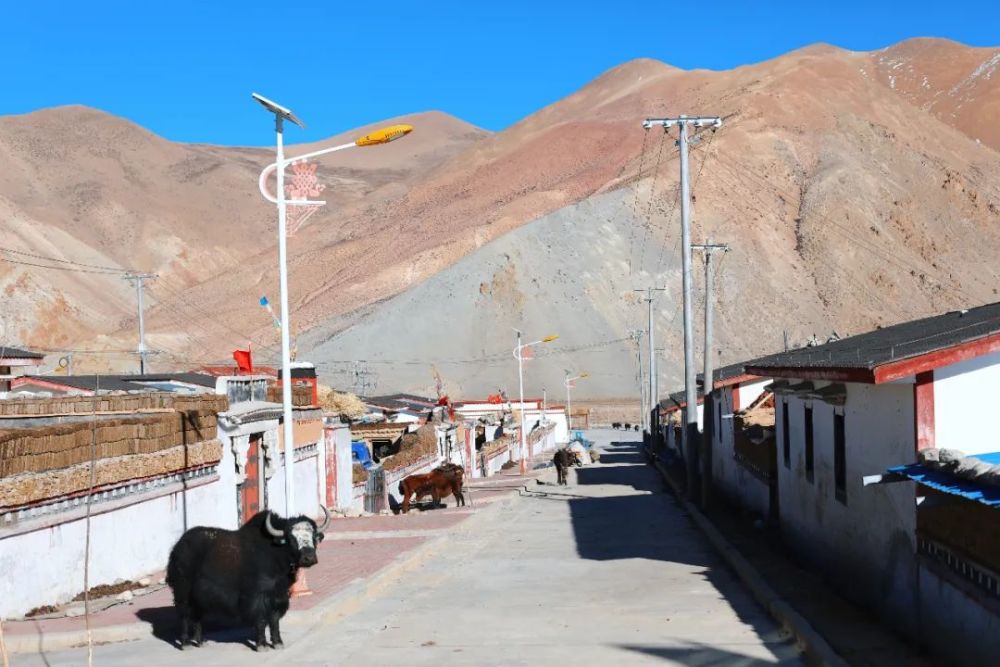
[887,451,1000,508]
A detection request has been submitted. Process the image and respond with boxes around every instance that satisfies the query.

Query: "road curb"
[646,449,848,667]
[5,494,518,655]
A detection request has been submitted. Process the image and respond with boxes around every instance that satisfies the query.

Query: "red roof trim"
[10,376,83,392]
[712,373,762,390]
[874,332,1000,383]
[741,365,876,383]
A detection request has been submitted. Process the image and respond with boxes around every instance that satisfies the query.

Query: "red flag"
[233,345,253,373]
[487,393,503,404]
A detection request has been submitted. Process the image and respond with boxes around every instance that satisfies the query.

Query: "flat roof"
[0,346,44,360]
[745,301,1000,383]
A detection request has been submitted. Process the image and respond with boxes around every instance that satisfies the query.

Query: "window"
[804,406,814,482]
[834,413,846,504]
[718,395,723,439]
[782,400,790,468]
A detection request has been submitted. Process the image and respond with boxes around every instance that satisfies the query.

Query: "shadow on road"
[135,606,255,650]
[564,443,706,565]
[618,642,797,665]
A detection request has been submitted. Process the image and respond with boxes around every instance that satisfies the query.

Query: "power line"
[0,245,128,273]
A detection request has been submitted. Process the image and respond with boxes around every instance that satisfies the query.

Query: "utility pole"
[634,288,665,441]
[643,115,722,499]
[123,273,156,374]
[693,240,729,509]
[630,329,646,432]
[692,241,729,391]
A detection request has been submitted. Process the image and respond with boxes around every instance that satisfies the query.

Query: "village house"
[698,363,775,518]
[659,389,703,456]
[0,346,44,393]
[744,301,1000,666]
[363,393,441,424]
[9,372,218,396]
[0,358,337,618]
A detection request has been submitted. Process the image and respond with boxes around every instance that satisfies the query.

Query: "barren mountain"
[0,107,487,366]
[3,38,1000,399]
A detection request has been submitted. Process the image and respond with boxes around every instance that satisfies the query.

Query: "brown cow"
[398,464,465,513]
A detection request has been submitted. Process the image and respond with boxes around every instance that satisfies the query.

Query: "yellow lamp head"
[542,335,559,343]
[355,124,414,147]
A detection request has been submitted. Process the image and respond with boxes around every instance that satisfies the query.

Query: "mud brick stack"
[919,491,1000,571]
[0,393,229,510]
[266,383,314,406]
[480,435,515,459]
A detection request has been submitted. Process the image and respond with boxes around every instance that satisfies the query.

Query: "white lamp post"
[252,93,412,516]
[512,329,558,475]
[564,372,589,433]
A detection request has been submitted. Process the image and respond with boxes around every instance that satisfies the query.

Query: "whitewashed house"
[744,302,1000,666]
[659,390,703,456]
[699,363,774,518]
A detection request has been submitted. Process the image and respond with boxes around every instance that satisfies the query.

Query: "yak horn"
[318,504,331,531]
[264,512,283,538]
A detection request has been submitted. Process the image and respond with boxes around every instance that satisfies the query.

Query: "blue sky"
[4,1,997,146]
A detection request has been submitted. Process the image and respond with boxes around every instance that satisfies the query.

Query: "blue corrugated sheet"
[887,452,1000,508]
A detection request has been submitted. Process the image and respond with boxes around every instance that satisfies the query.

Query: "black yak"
[553,448,572,485]
[165,507,329,651]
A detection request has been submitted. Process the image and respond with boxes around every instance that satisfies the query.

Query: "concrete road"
[17,429,801,666]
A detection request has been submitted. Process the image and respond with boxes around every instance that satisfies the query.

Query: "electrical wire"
[0,245,128,273]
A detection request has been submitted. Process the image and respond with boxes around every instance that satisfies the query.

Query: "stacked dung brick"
[919,490,1000,572]
[0,393,228,511]
[266,383,314,407]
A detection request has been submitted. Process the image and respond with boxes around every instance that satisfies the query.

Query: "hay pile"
[740,405,775,429]
[352,463,367,485]
[399,424,437,451]
[318,385,367,419]
[384,426,437,472]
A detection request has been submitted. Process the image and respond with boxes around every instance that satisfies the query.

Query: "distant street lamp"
[513,330,558,475]
[252,92,412,516]
[565,372,589,432]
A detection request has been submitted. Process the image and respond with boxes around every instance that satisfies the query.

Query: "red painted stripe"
[874,332,1000,383]
[732,385,741,412]
[913,371,935,451]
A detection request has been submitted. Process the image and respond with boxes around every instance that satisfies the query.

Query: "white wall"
[266,451,321,519]
[918,564,1000,666]
[0,476,228,619]
[734,379,770,410]
[711,386,770,517]
[933,348,1000,455]
[777,381,919,637]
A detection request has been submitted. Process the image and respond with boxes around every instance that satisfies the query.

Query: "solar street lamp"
[513,331,559,475]
[252,92,412,516]
[564,372,589,432]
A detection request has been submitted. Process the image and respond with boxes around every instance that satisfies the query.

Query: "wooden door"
[240,434,262,524]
